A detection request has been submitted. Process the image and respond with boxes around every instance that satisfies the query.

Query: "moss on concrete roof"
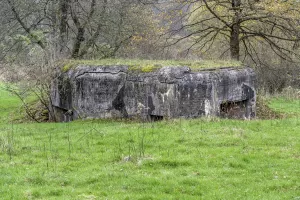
[62,59,244,72]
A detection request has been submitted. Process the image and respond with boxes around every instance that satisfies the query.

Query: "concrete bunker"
[51,63,256,122]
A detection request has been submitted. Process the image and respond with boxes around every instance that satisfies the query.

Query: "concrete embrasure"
[51,65,256,122]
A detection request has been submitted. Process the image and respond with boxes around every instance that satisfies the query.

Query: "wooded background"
[1,0,300,92]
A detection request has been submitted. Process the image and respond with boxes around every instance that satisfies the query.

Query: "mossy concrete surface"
[61,59,243,72]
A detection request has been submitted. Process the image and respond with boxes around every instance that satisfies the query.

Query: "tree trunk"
[230,0,241,60]
[71,27,85,58]
[59,0,70,54]
[230,23,240,60]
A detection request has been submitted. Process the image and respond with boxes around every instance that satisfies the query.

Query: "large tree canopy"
[166,0,300,63]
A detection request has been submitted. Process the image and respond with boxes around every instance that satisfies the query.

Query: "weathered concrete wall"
[51,65,256,121]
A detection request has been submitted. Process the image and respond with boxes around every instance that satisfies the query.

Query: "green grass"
[1,85,300,199]
[0,83,22,124]
[269,97,300,116]
[62,59,243,72]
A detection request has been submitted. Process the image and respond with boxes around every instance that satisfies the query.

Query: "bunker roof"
[62,59,244,73]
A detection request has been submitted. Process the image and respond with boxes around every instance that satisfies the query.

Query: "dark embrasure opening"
[150,114,164,121]
[220,100,247,119]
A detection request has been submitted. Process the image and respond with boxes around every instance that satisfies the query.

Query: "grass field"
[0,84,300,199]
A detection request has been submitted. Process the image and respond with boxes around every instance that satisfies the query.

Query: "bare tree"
[0,0,156,60]
[165,0,300,62]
